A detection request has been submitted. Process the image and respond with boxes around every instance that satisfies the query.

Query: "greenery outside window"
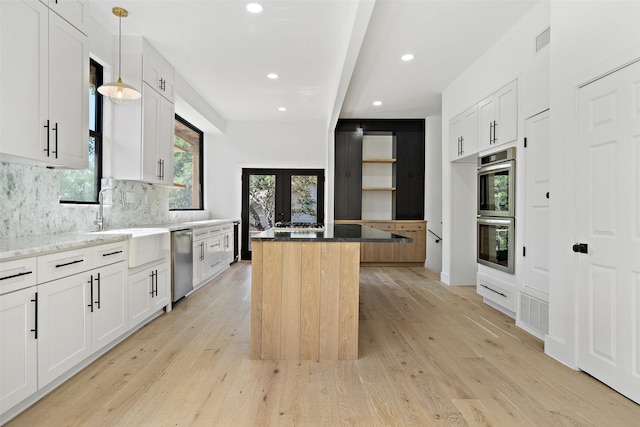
[170,115,203,210]
[59,59,102,203]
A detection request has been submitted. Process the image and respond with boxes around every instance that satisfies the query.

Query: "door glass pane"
[290,175,318,222]
[248,174,276,250]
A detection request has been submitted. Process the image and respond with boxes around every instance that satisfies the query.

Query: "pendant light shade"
[97,7,141,105]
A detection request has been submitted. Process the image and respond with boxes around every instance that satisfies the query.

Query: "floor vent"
[520,293,549,336]
[536,26,550,52]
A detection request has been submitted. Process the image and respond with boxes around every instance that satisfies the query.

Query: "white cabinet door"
[495,82,518,146]
[157,96,175,184]
[143,41,175,101]
[523,110,550,296]
[37,272,91,388]
[91,263,127,352]
[151,261,170,311]
[141,84,174,184]
[577,60,640,404]
[222,231,234,265]
[48,10,88,169]
[128,261,170,328]
[43,0,87,34]
[0,0,48,163]
[462,105,479,156]
[0,287,37,413]
[0,0,87,168]
[192,241,204,287]
[449,114,463,160]
[142,83,160,183]
[478,80,517,152]
[128,268,152,328]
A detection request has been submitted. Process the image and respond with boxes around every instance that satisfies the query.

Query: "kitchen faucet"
[94,186,115,231]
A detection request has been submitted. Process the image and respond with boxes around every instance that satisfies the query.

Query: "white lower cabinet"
[37,261,126,388]
[0,287,38,412]
[128,260,170,328]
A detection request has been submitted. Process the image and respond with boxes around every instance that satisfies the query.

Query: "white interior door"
[577,59,640,404]
[524,110,550,296]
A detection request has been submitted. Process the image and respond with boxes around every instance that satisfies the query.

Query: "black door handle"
[572,243,588,253]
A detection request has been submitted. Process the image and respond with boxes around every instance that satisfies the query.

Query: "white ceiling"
[88,0,539,126]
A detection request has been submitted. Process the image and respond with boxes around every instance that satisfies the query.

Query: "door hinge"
[524,137,527,148]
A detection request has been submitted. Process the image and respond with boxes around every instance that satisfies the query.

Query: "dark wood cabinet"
[334,119,424,220]
[334,130,362,220]
[395,131,425,220]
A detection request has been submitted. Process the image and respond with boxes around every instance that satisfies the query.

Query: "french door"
[241,168,324,259]
[577,59,640,404]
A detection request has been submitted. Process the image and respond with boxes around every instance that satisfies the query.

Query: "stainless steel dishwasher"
[171,229,193,302]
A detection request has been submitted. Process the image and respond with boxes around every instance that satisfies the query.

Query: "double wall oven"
[477,148,515,273]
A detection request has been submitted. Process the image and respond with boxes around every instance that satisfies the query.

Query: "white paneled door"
[577,59,640,404]
[524,110,550,296]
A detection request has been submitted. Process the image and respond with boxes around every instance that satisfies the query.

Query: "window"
[241,168,325,259]
[59,59,103,203]
[169,115,203,210]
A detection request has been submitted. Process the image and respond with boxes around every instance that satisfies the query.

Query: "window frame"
[59,58,103,204]
[169,114,204,211]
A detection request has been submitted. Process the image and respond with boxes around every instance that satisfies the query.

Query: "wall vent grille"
[520,293,549,336]
[536,27,551,52]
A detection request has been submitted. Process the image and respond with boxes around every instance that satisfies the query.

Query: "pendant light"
[97,7,141,105]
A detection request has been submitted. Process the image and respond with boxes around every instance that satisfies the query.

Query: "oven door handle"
[477,160,514,174]
[477,217,513,226]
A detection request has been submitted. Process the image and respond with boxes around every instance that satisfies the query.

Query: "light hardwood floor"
[6,264,640,426]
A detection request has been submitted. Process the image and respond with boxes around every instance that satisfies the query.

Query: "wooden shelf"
[362,187,396,191]
[362,158,396,163]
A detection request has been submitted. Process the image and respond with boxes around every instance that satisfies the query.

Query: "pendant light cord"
[118,12,122,79]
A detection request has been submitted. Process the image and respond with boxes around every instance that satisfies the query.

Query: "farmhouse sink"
[90,228,170,268]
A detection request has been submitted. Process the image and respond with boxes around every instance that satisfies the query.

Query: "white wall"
[205,121,329,220]
[546,0,640,368]
[425,116,442,272]
[441,1,550,286]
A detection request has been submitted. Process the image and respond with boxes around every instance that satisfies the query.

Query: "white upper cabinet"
[0,0,88,169]
[41,0,88,34]
[478,80,518,152]
[111,38,175,185]
[143,42,175,102]
[449,105,478,161]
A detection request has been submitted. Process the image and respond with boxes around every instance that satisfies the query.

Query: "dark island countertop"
[250,223,412,243]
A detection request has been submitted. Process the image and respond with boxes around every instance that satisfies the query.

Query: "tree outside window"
[169,115,203,210]
[59,59,102,203]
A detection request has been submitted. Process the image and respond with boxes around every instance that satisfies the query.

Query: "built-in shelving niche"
[361,133,396,220]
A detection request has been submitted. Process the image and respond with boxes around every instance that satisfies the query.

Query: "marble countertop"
[251,224,412,243]
[0,218,239,261]
[0,232,129,261]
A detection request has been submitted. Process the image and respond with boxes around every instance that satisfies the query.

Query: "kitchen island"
[250,224,411,360]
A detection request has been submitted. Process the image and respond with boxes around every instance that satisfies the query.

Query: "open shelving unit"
[361,134,396,220]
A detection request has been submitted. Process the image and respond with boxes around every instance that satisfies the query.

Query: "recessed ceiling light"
[401,53,415,61]
[373,101,382,106]
[278,107,287,112]
[267,73,279,79]
[246,3,263,13]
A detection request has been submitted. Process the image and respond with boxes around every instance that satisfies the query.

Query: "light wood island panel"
[335,220,426,264]
[250,240,360,360]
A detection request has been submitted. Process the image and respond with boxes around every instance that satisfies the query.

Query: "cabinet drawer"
[208,226,222,236]
[396,222,426,231]
[364,222,395,231]
[38,248,90,283]
[193,228,209,241]
[94,241,127,267]
[477,273,516,312]
[0,257,37,295]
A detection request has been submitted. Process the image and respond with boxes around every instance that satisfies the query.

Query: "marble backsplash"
[0,162,212,239]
